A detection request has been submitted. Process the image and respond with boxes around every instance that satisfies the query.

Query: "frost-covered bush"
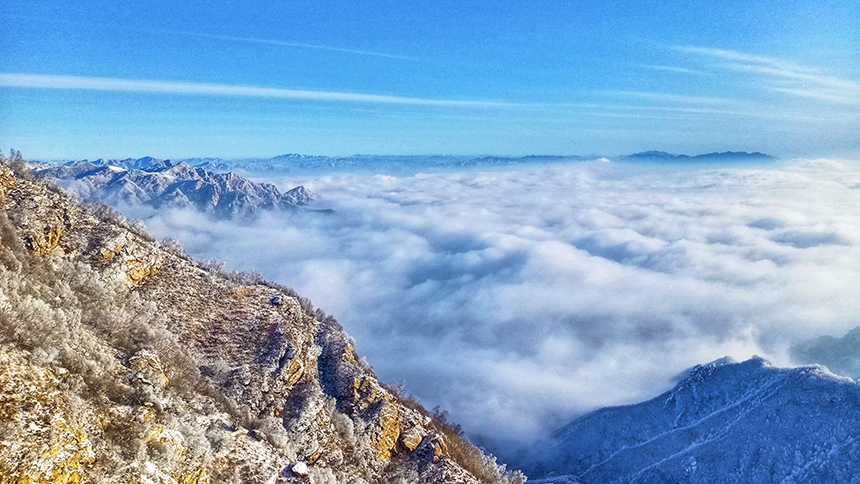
[327,397,356,446]
[158,237,190,260]
[308,467,338,484]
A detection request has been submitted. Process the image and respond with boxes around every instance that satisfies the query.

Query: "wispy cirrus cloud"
[638,64,709,76]
[671,46,860,105]
[671,46,822,75]
[0,73,516,108]
[590,91,796,120]
[182,32,421,61]
[604,90,733,106]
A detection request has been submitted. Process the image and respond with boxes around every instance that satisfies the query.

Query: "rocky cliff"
[0,160,523,484]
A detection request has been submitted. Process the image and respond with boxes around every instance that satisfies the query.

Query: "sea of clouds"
[130,158,860,453]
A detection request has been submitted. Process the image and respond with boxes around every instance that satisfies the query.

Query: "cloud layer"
[129,159,860,452]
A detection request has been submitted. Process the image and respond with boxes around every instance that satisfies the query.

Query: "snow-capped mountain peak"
[35,158,313,219]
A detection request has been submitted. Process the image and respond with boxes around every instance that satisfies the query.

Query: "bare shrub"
[426,407,526,484]
[378,459,421,484]
[159,237,190,260]
[308,467,338,484]
[87,202,154,242]
[327,397,356,446]
[0,210,25,254]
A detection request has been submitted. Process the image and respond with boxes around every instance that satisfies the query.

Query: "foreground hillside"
[0,159,523,483]
[522,357,860,484]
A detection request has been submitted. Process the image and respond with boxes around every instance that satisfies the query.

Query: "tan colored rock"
[398,424,425,452]
[180,468,210,484]
[125,257,158,285]
[0,350,95,484]
[129,349,170,387]
[343,343,356,362]
[133,404,159,424]
[308,446,322,465]
[285,354,304,386]
[415,434,448,464]
[370,399,402,461]
[29,416,94,483]
[98,234,163,285]
[28,223,66,256]
[144,425,186,457]
[100,245,120,260]
[0,164,16,195]
[353,376,385,409]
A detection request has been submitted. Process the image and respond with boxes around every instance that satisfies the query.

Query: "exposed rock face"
[0,165,15,193]
[35,158,313,219]
[0,161,522,483]
[0,349,95,484]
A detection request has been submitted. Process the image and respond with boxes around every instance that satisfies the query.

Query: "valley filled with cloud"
[128,158,860,452]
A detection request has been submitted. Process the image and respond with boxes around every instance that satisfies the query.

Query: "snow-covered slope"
[522,357,860,484]
[35,158,312,218]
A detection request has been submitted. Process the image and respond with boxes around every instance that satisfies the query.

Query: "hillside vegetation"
[0,153,524,484]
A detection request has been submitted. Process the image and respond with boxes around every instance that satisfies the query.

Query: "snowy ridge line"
[32,157,314,219]
[523,357,860,484]
[32,151,776,177]
[566,360,790,482]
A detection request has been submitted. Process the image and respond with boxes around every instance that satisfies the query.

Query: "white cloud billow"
[133,159,860,451]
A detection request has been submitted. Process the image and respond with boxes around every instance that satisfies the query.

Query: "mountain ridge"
[35,158,313,219]
[623,151,775,163]
[35,151,776,177]
[521,356,860,484]
[0,158,524,483]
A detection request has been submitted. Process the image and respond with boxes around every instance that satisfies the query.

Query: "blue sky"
[0,0,858,159]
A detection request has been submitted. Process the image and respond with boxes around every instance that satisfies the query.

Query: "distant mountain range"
[35,157,312,219]
[194,151,775,174]
[36,151,776,179]
[519,357,860,484]
[188,153,595,174]
[623,151,775,163]
[32,151,776,218]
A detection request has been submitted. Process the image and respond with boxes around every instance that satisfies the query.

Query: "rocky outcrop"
[129,350,170,387]
[0,161,521,483]
[0,349,95,484]
[97,232,165,286]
